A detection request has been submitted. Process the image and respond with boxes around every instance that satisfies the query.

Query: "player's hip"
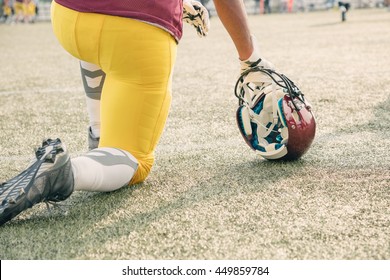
[51,1,177,79]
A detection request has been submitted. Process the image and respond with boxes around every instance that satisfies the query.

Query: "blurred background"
[1,0,389,24]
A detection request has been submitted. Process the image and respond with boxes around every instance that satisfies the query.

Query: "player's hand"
[240,35,275,75]
[183,0,210,37]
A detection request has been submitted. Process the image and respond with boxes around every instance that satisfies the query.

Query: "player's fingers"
[193,3,210,35]
[183,1,197,15]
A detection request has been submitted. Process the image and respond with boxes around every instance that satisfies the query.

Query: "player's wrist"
[239,34,258,61]
[239,35,274,73]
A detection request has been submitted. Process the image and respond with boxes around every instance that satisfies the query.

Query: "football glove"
[183,0,210,37]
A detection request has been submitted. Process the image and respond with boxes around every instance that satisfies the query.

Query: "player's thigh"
[97,15,177,154]
[99,76,172,152]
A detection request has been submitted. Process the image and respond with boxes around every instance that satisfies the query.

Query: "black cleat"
[0,138,74,226]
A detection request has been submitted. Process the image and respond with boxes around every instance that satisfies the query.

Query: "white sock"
[80,61,105,138]
[85,98,101,138]
[71,148,138,192]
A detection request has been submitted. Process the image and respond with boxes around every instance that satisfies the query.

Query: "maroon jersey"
[55,0,183,41]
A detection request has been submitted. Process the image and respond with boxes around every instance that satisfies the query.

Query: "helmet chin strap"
[272,81,279,124]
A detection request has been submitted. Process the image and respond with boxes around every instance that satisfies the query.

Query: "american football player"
[338,1,350,22]
[0,0,274,225]
[13,0,25,23]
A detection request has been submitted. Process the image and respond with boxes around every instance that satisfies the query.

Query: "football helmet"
[235,67,316,160]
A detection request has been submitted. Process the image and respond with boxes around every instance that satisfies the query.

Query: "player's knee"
[129,156,154,185]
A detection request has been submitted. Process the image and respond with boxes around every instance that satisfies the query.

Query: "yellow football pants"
[51,1,177,184]
[23,3,36,17]
[13,2,24,16]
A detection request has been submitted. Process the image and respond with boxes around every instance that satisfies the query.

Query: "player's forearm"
[213,0,253,60]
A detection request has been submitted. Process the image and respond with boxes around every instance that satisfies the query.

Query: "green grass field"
[0,8,389,260]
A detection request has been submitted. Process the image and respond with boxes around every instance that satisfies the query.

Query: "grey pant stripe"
[83,150,139,171]
[80,64,106,100]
